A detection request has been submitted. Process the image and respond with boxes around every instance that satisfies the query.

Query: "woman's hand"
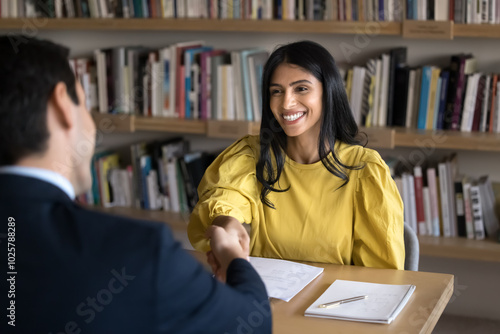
[206,224,248,282]
[212,215,250,258]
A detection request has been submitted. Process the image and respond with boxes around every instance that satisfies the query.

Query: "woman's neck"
[286,136,322,164]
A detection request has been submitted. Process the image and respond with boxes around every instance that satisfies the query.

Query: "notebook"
[304,280,416,324]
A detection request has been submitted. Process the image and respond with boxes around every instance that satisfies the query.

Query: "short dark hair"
[256,40,364,208]
[0,35,78,165]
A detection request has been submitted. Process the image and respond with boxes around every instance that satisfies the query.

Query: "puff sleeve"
[188,136,261,252]
[352,151,405,270]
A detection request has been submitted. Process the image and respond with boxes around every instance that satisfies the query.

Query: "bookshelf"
[4,14,500,319]
[93,113,500,151]
[3,18,500,38]
[0,18,402,34]
[91,206,500,263]
[0,18,500,260]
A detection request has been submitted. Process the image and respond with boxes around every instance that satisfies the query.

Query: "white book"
[163,0,174,18]
[249,257,323,302]
[495,82,500,133]
[426,167,441,237]
[467,0,474,23]
[94,50,108,113]
[481,0,489,22]
[378,54,390,127]
[408,174,418,234]
[248,56,261,122]
[438,162,452,237]
[469,185,486,240]
[372,58,382,128]
[305,280,416,324]
[435,1,449,20]
[146,170,163,210]
[402,173,412,229]
[226,65,235,120]
[462,179,475,239]
[460,73,480,132]
[405,69,417,128]
[417,0,427,20]
[217,65,223,120]
[166,160,180,212]
[351,66,365,125]
[230,52,246,121]
[423,187,433,237]
[55,0,63,18]
[386,0,395,21]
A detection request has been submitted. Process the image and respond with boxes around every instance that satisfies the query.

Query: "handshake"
[205,216,250,282]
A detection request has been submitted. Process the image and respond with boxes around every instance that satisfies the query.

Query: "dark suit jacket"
[0,174,271,334]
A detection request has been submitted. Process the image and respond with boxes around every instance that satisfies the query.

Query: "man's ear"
[49,82,75,130]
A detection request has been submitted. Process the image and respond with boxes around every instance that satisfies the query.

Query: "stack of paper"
[305,280,416,324]
[249,257,324,302]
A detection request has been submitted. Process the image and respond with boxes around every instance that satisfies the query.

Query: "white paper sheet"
[249,257,324,302]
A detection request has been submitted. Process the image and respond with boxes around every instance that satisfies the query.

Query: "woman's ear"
[49,82,75,130]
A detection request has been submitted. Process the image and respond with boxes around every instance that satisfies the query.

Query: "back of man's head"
[0,35,78,166]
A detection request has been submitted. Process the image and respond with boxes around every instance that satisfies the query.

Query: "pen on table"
[318,295,367,309]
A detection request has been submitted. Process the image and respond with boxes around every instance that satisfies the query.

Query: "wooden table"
[95,207,454,333]
[189,251,453,334]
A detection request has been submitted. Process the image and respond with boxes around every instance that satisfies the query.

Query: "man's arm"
[154,224,271,334]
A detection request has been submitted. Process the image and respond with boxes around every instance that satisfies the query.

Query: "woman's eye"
[270,89,281,95]
[296,86,308,92]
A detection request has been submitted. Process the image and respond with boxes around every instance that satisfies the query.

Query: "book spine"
[450,57,467,130]
[414,166,427,235]
[438,162,451,237]
[417,66,432,129]
[462,181,475,239]
[426,167,441,236]
[469,185,486,240]
[454,180,467,237]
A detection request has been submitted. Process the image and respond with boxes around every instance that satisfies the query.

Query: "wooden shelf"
[0,18,401,35]
[394,127,500,152]
[419,235,500,262]
[91,114,500,151]
[92,112,135,132]
[134,115,206,134]
[454,23,500,38]
[3,18,500,38]
[91,206,500,262]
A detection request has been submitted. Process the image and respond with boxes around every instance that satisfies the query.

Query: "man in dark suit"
[0,36,271,334]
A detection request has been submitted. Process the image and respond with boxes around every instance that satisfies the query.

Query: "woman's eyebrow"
[269,79,313,87]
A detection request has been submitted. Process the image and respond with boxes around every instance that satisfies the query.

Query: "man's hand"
[206,225,248,282]
[212,216,250,257]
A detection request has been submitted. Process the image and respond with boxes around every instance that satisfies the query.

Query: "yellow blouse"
[188,135,405,270]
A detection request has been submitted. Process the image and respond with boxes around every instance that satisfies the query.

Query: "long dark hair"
[256,40,364,208]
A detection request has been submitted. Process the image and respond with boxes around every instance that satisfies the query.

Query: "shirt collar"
[0,166,76,200]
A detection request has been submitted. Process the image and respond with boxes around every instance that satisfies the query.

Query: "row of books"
[345,48,500,133]
[0,0,406,21]
[86,42,268,121]
[79,138,217,213]
[406,0,500,24]
[385,154,499,240]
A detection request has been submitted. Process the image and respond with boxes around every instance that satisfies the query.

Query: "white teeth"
[283,112,304,121]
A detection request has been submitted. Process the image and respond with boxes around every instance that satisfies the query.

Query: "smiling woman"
[188,41,405,274]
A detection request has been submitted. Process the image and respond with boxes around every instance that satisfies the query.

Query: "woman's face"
[269,63,323,141]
